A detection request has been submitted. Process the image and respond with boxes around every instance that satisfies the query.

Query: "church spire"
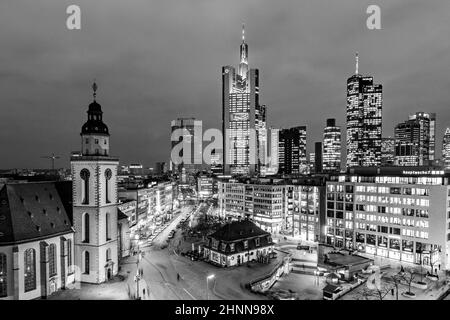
[355,52,359,75]
[92,80,98,101]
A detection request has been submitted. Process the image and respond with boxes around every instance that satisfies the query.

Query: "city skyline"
[2,0,450,169]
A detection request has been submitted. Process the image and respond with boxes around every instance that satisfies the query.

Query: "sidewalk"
[48,274,130,300]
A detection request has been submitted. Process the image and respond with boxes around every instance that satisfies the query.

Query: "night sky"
[1,0,450,169]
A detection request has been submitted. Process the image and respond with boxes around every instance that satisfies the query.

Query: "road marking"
[183,288,196,300]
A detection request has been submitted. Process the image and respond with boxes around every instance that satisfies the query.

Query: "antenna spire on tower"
[242,23,245,42]
[355,52,359,75]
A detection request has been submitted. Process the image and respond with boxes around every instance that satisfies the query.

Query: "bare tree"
[389,274,403,300]
[360,283,392,300]
[401,267,417,295]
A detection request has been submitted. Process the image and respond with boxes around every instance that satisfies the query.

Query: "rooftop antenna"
[242,23,245,42]
[355,52,359,75]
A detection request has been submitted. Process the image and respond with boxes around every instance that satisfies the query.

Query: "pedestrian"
[177,273,180,281]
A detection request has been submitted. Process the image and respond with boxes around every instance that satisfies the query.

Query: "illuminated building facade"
[260,127,279,176]
[324,167,449,270]
[381,137,395,166]
[278,126,307,175]
[217,177,326,238]
[443,128,450,169]
[394,112,432,166]
[322,118,341,172]
[222,26,266,176]
[346,53,382,168]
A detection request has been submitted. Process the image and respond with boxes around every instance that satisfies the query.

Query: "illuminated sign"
[401,170,444,175]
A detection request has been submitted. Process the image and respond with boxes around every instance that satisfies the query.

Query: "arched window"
[0,253,6,297]
[49,244,57,277]
[83,213,90,243]
[105,212,111,241]
[106,248,111,262]
[84,251,90,274]
[67,239,73,274]
[105,169,112,203]
[80,169,90,204]
[24,249,36,292]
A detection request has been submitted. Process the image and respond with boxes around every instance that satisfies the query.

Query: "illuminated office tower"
[322,119,341,172]
[381,137,395,166]
[278,126,307,175]
[222,25,266,175]
[260,127,279,176]
[443,128,450,169]
[394,112,431,166]
[346,53,383,168]
[409,112,436,163]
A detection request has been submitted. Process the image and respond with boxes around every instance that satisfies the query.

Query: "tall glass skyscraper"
[278,126,307,175]
[222,25,266,175]
[346,53,383,168]
[322,118,341,172]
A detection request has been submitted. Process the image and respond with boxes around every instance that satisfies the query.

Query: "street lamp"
[206,274,215,300]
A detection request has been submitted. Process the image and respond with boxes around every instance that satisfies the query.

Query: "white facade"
[0,233,75,300]
[325,171,450,271]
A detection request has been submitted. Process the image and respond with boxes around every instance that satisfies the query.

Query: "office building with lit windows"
[278,126,307,175]
[324,167,450,271]
[217,177,326,239]
[222,26,266,176]
[394,112,433,166]
[323,119,341,172]
[381,137,395,166]
[346,53,382,168]
[443,128,450,170]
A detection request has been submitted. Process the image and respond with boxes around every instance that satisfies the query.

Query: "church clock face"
[80,168,90,180]
[105,169,112,180]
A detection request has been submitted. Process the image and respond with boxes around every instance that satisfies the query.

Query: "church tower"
[71,82,119,283]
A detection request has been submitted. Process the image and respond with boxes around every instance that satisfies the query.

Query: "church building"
[0,83,124,299]
[71,82,120,283]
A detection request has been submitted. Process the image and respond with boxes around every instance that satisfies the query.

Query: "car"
[297,244,310,251]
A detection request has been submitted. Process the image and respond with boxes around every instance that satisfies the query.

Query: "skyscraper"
[322,118,341,172]
[381,137,395,166]
[222,25,266,175]
[346,53,383,168]
[278,126,307,175]
[394,112,432,166]
[260,127,279,176]
[314,142,323,174]
[442,128,450,169]
[171,117,203,174]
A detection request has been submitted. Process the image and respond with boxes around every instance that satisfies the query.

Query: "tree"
[401,267,417,295]
[390,273,403,300]
[360,283,392,300]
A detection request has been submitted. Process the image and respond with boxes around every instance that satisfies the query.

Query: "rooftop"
[209,219,270,242]
[0,181,73,245]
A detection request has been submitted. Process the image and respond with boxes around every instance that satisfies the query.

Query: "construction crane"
[41,153,61,171]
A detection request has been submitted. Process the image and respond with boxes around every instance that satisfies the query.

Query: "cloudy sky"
[1,0,450,169]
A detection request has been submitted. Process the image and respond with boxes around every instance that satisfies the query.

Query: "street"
[123,203,285,300]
